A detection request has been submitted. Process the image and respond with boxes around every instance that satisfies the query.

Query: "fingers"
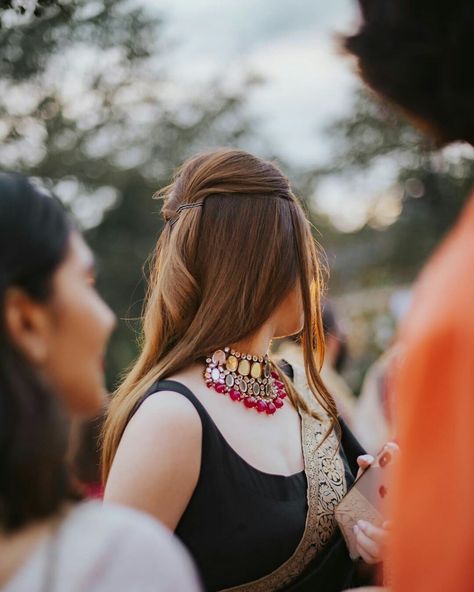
[356,454,374,478]
[357,454,374,468]
[356,541,379,565]
[379,441,399,459]
[358,520,388,545]
[354,523,380,558]
[354,520,387,564]
[354,526,379,564]
[384,441,400,458]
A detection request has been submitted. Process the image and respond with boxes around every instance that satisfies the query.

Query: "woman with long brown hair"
[102,149,387,591]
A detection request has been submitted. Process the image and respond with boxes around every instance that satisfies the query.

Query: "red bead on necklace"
[204,348,288,415]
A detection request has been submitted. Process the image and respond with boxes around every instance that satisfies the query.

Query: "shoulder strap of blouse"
[138,379,213,428]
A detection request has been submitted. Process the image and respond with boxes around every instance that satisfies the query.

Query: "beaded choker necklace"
[204,347,287,415]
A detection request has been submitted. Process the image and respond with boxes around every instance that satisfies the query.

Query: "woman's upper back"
[3,501,201,592]
[104,361,363,590]
[157,379,309,590]
[167,363,305,476]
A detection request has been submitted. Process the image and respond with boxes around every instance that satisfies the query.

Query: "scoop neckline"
[213,425,306,481]
[158,379,307,482]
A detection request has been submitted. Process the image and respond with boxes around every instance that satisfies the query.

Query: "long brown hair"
[101,149,337,481]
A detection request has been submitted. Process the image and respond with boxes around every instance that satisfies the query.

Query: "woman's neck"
[230,324,274,359]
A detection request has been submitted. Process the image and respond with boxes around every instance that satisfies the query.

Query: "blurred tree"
[309,89,474,293]
[304,89,473,391]
[0,0,256,387]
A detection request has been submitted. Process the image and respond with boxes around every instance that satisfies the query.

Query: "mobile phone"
[335,446,396,559]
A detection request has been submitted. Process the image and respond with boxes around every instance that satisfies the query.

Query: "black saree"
[280,415,372,592]
[136,363,374,592]
[219,364,369,592]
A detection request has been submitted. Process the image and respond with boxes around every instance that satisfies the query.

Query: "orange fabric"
[391,194,474,592]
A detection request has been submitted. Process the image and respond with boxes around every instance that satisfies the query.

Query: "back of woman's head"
[102,149,337,479]
[345,0,474,145]
[0,173,76,532]
[154,150,314,358]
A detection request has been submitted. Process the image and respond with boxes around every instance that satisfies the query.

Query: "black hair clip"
[169,201,204,227]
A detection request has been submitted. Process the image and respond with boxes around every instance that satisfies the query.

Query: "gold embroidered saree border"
[220,366,347,592]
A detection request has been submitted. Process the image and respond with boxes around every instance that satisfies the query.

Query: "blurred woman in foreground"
[0,174,200,592]
[345,1,474,590]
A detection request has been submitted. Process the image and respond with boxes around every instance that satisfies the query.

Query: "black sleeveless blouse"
[138,378,367,591]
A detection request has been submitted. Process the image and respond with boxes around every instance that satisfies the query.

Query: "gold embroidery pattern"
[220,365,347,592]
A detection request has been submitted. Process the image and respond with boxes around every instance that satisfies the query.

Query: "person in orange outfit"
[344,1,474,591]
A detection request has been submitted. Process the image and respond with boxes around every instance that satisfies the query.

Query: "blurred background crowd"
[1,0,473,481]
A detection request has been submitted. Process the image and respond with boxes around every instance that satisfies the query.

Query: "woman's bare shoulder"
[104,390,202,530]
[132,388,202,430]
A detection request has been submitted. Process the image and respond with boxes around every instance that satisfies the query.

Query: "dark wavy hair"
[345,0,474,145]
[0,173,79,533]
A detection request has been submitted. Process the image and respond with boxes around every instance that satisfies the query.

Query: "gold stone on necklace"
[226,355,238,372]
[250,362,262,379]
[238,359,250,376]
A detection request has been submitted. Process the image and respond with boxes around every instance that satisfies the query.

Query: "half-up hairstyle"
[101,149,338,480]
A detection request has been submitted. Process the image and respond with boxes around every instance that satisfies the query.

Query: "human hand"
[356,453,375,479]
[353,442,399,564]
[356,441,400,479]
[354,519,390,564]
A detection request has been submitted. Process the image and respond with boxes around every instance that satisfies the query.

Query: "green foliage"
[3,1,472,393]
[306,89,473,391]
[0,0,256,387]
[310,89,474,293]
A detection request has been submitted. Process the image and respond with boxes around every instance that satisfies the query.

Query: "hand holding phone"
[335,442,399,560]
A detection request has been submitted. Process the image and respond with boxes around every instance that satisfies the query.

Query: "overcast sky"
[142,1,405,231]
[137,1,473,231]
[152,0,359,166]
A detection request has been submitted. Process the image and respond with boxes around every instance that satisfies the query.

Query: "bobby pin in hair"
[169,201,204,227]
